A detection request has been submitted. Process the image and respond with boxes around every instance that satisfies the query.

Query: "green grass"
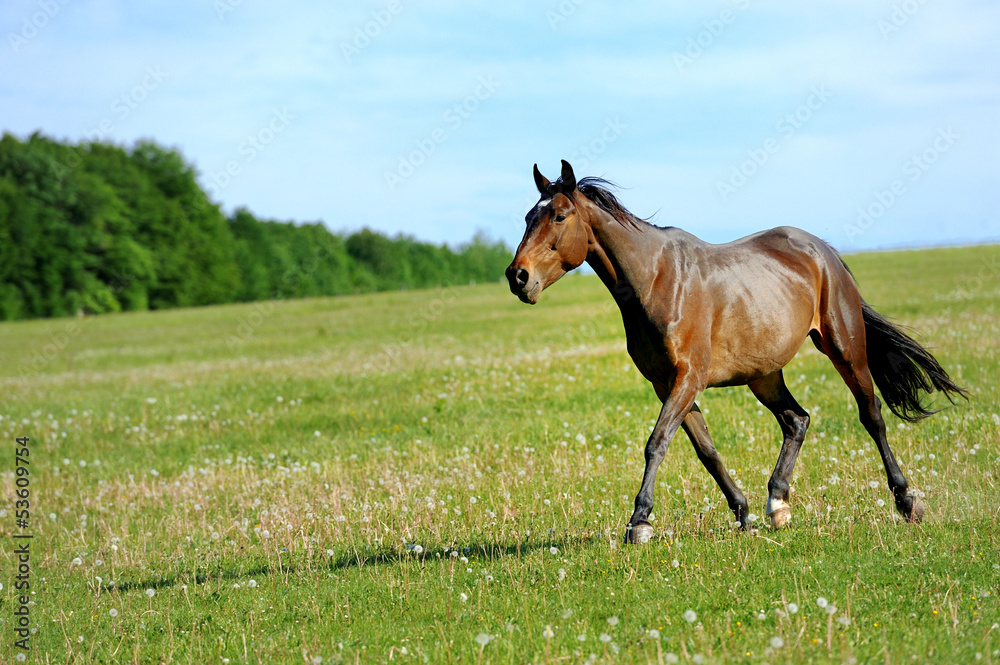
[1,244,998,664]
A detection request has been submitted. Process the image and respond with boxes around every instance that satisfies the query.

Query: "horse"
[505,160,967,543]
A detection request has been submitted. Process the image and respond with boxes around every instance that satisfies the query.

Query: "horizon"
[3,1,997,254]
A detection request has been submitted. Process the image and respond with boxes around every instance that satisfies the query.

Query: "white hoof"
[766,498,791,529]
[629,523,654,544]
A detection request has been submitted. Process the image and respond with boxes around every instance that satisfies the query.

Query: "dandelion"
[665,653,679,664]
[684,609,697,623]
[649,629,660,639]
[459,593,468,603]
[757,612,766,620]
[475,633,492,647]
[876,498,886,507]
[607,616,619,626]
[325,549,334,557]
[248,580,258,588]
[560,609,573,619]
[314,431,321,437]
[826,604,837,615]
[672,559,680,568]
[450,551,459,558]
[838,615,852,626]
[770,636,784,648]
[600,633,612,643]
[577,634,587,642]
[109,609,118,618]
[816,597,828,609]
[558,568,566,581]
[543,626,554,639]
[788,603,799,614]
[71,557,82,566]
[413,545,424,554]
[145,589,155,598]
[549,546,559,555]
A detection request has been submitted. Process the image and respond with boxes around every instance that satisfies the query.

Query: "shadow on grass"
[104,534,624,593]
[109,534,611,592]
[331,533,606,571]
[109,561,273,593]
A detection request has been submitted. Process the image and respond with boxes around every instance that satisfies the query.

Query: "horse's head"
[506,160,591,304]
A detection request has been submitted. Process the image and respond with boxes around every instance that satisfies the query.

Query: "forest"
[0,132,512,321]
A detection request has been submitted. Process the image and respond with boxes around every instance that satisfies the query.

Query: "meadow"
[0,244,998,664]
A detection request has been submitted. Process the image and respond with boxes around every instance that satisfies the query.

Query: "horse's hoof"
[766,498,791,529]
[626,522,654,544]
[906,497,925,523]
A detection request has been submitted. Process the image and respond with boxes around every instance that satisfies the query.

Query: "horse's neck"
[584,208,658,306]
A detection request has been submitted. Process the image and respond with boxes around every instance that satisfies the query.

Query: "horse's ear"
[533,164,551,195]
[560,159,577,192]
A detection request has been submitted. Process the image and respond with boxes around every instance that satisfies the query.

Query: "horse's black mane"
[574,177,652,231]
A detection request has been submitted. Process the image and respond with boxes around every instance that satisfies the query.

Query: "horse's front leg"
[626,369,701,544]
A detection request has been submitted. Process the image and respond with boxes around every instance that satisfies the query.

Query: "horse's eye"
[553,214,566,223]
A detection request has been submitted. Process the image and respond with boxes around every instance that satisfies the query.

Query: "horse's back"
[698,226,848,386]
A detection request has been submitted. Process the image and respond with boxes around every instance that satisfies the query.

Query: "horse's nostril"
[515,268,529,288]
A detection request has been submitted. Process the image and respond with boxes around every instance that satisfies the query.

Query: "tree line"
[0,132,512,321]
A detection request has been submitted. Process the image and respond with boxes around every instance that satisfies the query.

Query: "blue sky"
[2,0,998,253]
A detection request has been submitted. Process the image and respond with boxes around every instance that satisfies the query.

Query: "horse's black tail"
[862,302,968,422]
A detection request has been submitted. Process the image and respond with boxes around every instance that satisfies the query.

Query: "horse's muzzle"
[506,264,539,304]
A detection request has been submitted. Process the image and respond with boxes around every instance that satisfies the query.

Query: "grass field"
[1,244,998,664]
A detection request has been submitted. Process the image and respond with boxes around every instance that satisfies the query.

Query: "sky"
[2,0,998,254]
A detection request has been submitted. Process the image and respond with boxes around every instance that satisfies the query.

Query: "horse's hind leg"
[748,371,810,529]
[682,403,750,528]
[815,322,924,522]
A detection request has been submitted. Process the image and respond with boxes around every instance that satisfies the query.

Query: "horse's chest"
[623,317,677,384]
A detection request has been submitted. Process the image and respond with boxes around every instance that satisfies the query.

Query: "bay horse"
[506,160,966,543]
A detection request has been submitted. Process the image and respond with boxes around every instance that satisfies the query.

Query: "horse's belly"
[707,316,810,387]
